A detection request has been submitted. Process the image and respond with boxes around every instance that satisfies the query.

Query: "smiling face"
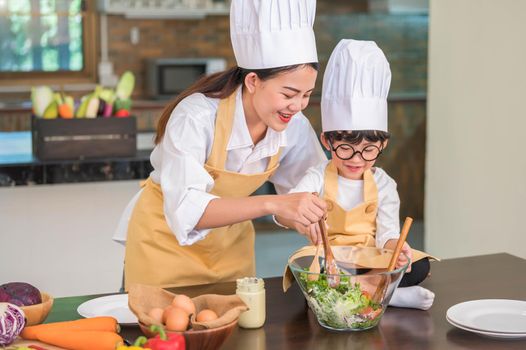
[321,133,387,180]
[243,65,317,132]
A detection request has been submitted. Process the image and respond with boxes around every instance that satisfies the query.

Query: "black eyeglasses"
[329,142,383,161]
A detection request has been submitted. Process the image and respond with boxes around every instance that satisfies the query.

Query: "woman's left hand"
[286,221,321,245]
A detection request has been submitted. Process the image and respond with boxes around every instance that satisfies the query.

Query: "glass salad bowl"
[288,245,410,331]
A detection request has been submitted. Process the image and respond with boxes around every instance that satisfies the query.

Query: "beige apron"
[125,92,281,290]
[323,162,432,262]
[283,162,436,291]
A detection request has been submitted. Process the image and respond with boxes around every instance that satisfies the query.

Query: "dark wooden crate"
[31,116,137,161]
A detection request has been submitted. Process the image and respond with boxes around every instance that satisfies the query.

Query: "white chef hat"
[321,39,391,132]
[230,0,318,70]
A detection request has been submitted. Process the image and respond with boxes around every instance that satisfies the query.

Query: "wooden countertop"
[31,253,526,349]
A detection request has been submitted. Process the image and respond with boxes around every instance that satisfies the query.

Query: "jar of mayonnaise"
[236,277,265,328]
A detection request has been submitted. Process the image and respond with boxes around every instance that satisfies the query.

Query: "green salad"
[298,271,383,330]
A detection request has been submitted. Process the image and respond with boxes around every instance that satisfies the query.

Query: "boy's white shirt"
[290,159,401,249]
[113,88,327,246]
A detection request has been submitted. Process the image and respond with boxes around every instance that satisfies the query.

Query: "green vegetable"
[115,71,135,100]
[298,270,383,330]
[31,86,54,118]
[76,93,92,118]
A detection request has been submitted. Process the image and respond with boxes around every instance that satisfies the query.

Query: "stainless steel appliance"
[146,57,227,99]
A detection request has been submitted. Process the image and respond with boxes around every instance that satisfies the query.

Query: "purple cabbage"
[0,302,26,346]
[0,282,42,306]
[0,289,10,303]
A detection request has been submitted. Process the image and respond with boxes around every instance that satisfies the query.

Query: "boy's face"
[321,134,386,180]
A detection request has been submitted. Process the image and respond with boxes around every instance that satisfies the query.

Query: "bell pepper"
[144,325,185,350]
[116,336,151,350]
[114,109,130,117]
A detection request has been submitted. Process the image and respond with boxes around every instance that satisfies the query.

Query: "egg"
[172,294,196,316]
[147,307,164,324]
[164,306,189,332]
[196,309,219,322]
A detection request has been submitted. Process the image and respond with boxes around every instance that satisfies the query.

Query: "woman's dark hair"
[323,130,391,146]
[154,62,319,144]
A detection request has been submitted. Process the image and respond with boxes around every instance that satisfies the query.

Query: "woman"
[117,0,327,289]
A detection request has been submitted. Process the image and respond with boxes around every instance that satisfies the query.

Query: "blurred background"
[0,0,524,296]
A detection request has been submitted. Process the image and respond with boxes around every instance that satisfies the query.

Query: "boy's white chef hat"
[230,0,318,69]
[321,39,391,132]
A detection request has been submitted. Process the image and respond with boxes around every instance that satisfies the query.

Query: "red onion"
[0,302,26,346]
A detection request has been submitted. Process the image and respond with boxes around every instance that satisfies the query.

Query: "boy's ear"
[382,139,389,150]
[244,72,259,94]
[320,132,330,150]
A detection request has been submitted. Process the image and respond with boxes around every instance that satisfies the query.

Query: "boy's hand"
[384,239,413,272]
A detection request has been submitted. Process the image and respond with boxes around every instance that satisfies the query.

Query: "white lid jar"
[236,277,266,328]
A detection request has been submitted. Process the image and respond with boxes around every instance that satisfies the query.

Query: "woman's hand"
[271,192,326,225]
[270,192,326,243]
[292,221,322,245]
[384,239,413,272]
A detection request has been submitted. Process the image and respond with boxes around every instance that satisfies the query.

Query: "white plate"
[447,299,526,334]
[446,316,526,340]
[77,294,138,325]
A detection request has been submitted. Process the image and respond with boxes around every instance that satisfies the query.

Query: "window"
[0,0,97,86]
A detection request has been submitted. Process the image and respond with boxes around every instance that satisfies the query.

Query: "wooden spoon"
[373,217,413,302]
[319,217,340,287]
[308,243,322,281]
[387,217,413,271]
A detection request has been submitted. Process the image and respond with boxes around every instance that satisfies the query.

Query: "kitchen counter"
[33,253,526,349]
[0,131,155,185]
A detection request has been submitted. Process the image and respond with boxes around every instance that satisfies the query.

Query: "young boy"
[277,39,436,310]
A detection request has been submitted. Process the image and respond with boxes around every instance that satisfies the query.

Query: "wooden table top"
[45,253,526,349]
[121,253,526,349]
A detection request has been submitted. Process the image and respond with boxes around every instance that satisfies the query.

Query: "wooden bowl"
[139,319,238,350]
[20,292,54,326]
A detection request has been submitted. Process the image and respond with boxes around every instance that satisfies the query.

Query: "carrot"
[35,330,123,350]
[21,317,120,340]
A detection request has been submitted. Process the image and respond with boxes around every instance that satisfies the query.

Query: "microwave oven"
[146,58,227,99]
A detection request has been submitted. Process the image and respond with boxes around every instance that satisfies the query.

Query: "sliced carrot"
[21,317,119,340]
[35,330,123,350]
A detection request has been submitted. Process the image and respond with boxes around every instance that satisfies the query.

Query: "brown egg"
[164,306,189,332]
[148,307,164,325]
[172,294,196,316]
[196,309,219,322]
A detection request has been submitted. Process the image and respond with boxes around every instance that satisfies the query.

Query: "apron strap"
[266,149,282,171]
[207,91,237,169]
[323,161,339,202]
[207,89,282,173]
[363,169,378,202]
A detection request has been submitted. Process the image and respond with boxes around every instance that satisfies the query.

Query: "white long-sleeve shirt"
[289,160,401,249]
[113,88,327,245]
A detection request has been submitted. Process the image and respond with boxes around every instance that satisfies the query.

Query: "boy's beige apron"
[283,162,435,291]
[125,92,281,290]
[324,161,430,263]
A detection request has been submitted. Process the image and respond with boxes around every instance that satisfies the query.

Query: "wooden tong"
[373,217,413,302]
[319,216,340,287]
